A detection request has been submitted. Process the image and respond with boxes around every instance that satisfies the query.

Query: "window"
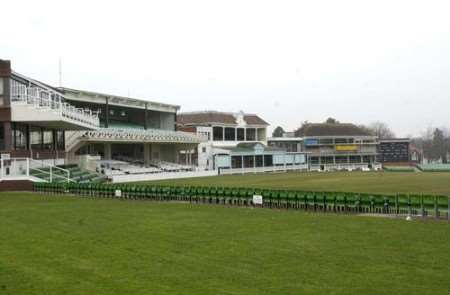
[202,147,207,153]
[213,127,223,141]
[319,138,333,144]
[56,131,65,150]
[30,127,42,150]
[0,124,4,150]
[246,128,256,141]
[14,123,27,150]
[224,128,236,141]
[42,130,53,150]
[237,128,245,141]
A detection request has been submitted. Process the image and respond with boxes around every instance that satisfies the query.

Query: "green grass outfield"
[136,171,450,196]
[1,192,449,295]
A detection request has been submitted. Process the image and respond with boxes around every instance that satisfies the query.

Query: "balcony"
[10,85,99,130]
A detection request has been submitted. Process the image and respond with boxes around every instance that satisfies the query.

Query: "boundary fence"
[33,182,450,221]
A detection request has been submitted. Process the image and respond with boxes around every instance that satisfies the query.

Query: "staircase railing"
[28,159,72,183]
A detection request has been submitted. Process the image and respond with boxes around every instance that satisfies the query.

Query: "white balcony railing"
[10,84,99,128]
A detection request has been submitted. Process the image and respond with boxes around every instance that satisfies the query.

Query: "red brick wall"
[0,180,34,191]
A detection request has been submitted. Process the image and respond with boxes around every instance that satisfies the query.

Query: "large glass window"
[0,124,4,150]
[237,128,245,141]
[30,127,42,150]
[246,128,256,141]
[43,130,53,150]
[56,131,65,150]
[224,128,236,141]
[14,123,27,150]
[213,127,223,141]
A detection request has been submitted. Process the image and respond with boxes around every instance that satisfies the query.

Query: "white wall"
[110,170,218,183]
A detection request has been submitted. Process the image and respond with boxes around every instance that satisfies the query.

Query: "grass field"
[140,171,450,196]
[1,192,449,295]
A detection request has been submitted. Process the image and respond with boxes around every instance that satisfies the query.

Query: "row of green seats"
[33,182,450,212]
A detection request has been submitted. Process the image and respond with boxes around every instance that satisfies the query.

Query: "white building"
[177,111,269,170]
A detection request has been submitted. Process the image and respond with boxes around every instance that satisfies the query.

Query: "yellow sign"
[335,145,358,151]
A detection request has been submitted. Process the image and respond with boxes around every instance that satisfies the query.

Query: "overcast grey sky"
[2,0,450,136]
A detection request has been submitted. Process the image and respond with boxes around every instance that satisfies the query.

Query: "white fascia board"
[62,88,179,113]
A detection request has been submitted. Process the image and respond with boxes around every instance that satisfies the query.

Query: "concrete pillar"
[235,128,237,141]
[244,128,247,141]
[104,143,112,160]
[255,128,258,141]
[241,155,244,169]
[105,97,109,128]
[144,143,150,167]
[175,145,180,164]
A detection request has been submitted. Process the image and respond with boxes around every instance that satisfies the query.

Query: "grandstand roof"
[177,111,269,126]
[60,87,180,113]
[298,123,373,137]
[75,128,204,144]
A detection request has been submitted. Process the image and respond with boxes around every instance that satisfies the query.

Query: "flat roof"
[267,137,303,141]
[61,87,180,113]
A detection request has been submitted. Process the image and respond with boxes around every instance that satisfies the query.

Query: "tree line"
[272,118,449,163]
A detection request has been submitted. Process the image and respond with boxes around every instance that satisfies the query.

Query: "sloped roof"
[177,111,269,126]
[298,123,372,137]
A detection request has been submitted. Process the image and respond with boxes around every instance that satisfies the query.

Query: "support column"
[253,154,256,173]
[105,97,110,128]
[255,128,258,141]
[222,127,225,141]
[235,128,237,141]
[104,143,112,160]
[244,128,247,141]
[144,103,148,130]
[144,143,150,167]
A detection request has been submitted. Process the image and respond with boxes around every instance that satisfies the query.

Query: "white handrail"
[11,85,100,128]
[29,158,72,183]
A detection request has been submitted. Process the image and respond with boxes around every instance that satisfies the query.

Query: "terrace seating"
[416,164,450,172]
[30,165,106,183]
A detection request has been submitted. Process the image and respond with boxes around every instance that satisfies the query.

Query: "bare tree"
[431,128,448,163]
[367,121,395,139]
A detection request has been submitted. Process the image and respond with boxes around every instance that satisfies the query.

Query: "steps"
[30,165,106,184]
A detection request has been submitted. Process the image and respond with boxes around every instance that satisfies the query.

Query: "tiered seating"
[30,164,106,183]
[417,164,450,172]
[98,159,192,176]
[383,166,415,172]
[66,166,106,183]
[97,160,162,176]
[153,161,193,172]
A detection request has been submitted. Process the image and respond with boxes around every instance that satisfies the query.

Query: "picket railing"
[34,183,450,221]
